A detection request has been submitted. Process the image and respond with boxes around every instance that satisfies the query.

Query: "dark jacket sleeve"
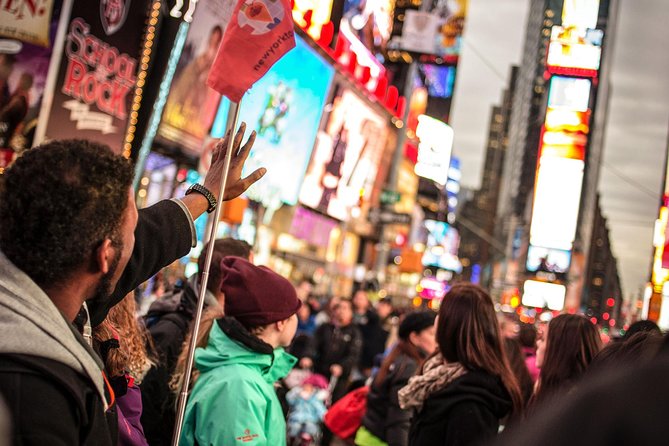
[340,326,363,377]
[89,200,193,326]
[386,360,419,446]
[443,401,498,446]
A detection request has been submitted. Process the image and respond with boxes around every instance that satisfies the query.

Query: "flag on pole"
[207,0,296,102]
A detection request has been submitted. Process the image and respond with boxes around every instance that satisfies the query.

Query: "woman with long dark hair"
[355,311,437,446]
[399,284,523,446]
[532,314,602,406]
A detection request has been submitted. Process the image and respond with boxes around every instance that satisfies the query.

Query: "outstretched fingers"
[237,130,257,159]
[212,129,231,164]
[233,122,247,153]
[227,168,267,199]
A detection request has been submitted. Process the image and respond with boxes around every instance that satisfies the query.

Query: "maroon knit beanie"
[220,256,301,327]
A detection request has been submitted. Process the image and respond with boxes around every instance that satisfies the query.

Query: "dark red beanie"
[220,256,301,327]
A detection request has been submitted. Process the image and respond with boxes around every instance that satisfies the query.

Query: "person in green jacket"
[179,257,301,446]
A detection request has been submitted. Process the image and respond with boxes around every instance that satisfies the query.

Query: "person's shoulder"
[0,354,94,411]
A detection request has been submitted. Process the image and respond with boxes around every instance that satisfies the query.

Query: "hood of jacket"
[419,369,513,424]
[0,250,108,407]
[146,275,219,317]
[194,317,296,384]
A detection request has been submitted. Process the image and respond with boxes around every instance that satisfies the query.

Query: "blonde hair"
[94,293,154,383]
[169,309,269,396]
[170,307,225,394]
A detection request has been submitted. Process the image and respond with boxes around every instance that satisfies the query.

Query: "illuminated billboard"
[415,115,454,186]
[419,64,456,99]
[159,0,234,153]
[547,26,603,75]
[545,108,590,134]
[548,76,592,112]
[212,35,335,208]
[526,245,572,274]
[522,280,566,311]
[299,87,390,221]
[292,0,333,40]
[562,0,600,30]
[421,220,462,272]
[529,157,584,251]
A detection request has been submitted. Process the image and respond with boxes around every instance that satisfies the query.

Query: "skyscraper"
[493,0,620,312]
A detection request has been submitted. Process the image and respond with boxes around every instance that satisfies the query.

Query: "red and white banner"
[207,0,295,102]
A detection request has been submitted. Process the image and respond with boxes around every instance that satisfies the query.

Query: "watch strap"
[186,183,217,213]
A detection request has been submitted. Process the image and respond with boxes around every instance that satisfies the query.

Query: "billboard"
[341,0,393,56]
[289,206,338,248]
[421,219,461,272]
[292,0,334,40]
[545,108,590,134]
[212,35,335,209]
[547,26,603,75]
[42,0,151,154]
[526,245,572,274]
[548,76,591,112]
[299,86,389,221]
[562,0,600,30]
[522,280,566,311]
[388,0,468,61]
[529,157,584,251]
[419,64,456,99]
[158,0,235,153]
[0,0,63,155]
[414,114,453,186]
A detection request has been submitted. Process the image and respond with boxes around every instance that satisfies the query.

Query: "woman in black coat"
[399,284,524,446]
[356,311,437,446]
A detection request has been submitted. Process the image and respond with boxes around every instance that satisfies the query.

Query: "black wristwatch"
[185,183,217,213]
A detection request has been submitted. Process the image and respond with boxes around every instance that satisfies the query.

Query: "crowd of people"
[2,135,669,446]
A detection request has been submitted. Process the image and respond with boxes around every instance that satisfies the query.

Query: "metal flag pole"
[172,99,242,446]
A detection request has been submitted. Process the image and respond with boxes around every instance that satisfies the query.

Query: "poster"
[0,0,62,164]
[42,0,151,154]
[0,0,55,47]
[299,87,389,221]
[158,0,235,153]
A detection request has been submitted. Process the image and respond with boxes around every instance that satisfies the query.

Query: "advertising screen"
[529,157,584,251]
[419,64,456,99]
[526,245,572,274]
[562,0,600,30]
[548,76,591,112]
[415,115,453,186]
[522,280,566,311]
[545,108,590,134]
[341,0,393,55]
[299,87,389,221]
[547,26,602,73]
[212,35,335,208]
[159,0,236,153]
[421,219,462,272]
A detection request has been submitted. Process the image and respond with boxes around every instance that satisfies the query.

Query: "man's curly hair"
[0,139,134,288]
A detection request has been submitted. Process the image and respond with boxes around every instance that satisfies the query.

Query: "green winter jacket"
[179,318,297,446]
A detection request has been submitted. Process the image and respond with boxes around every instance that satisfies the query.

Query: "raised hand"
[203,122,266,201]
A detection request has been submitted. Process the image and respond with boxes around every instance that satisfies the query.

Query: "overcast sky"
[449,0,669,297]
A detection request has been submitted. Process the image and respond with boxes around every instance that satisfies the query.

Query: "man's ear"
[94,238,114,274]
[276,318,287,332]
